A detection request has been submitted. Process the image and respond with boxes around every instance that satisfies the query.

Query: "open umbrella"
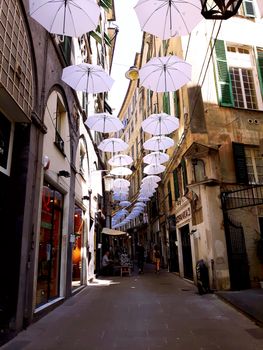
[142,175,161,183]
[62,63,114,93]
[85,113,123,133]
[108,154,133,167]
[134,0,202,40]
[110,167,132,176]
[143,136,174,151]
[29,0,100,37]
[98,138,129,153]
[143,151,169,165]
[139,56,191,93]
[113,179,130,188]
[144,164,166,175]
[134,202,147,207]
[119,201,131,207]
[142,113,179,135]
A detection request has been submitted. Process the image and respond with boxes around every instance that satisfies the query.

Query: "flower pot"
[260,281,263,289]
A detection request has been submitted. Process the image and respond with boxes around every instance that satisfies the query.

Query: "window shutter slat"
[232,142,249,184]
[214,39,234,107]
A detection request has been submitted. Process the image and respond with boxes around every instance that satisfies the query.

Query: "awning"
[102,228,126,236]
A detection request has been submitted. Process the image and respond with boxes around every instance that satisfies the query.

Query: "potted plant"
[255,232,263,288]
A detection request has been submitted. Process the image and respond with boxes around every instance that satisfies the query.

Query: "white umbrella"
[134,0,202,40]
[119,201,131,207]
[134,202,146,207]
[142,113,179,135]
[85,113,123,133]
[113,179,130,187]
[143,136,174,151]
[143,151,169,165]
[142,175,161,183]
[137,197,150,202]
[139,56,191,93]
[98,138,129,153]
[144,164,166,175]
[110,167,132,176]
[62,63,114,93]
[29,0,100,37]
[108,154,133,167]
[141,182,158,190]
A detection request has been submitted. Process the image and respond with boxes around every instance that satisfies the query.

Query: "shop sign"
[176,207,191,224]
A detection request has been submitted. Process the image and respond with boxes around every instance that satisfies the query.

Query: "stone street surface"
[2,266,263,350]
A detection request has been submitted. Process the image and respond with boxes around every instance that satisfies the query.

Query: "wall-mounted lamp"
[103,174,114,192]
[58,170,70,178]
[200,0,243,20]
[42,155,50,170]
[125,66,139,81]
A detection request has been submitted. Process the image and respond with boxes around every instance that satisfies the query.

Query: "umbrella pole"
[63,0,67,36]
[86,70,90,116]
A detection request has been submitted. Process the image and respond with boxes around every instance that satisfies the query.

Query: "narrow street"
[2,266,263,350]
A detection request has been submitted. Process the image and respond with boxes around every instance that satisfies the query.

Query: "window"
[55,98,66,153]
[192,159,206,183]
[214,40,263,109]
[238,0,256,17]
[167,181,173,208]
[59,36,72,65]
[173,169,180,201]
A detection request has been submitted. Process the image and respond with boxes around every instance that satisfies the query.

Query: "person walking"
[137,242,145,274]
[154,245,161,273]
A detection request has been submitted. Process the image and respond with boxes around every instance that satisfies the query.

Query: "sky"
[108,0,142,115]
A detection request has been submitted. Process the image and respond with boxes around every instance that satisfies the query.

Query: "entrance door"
[181,224,193,280]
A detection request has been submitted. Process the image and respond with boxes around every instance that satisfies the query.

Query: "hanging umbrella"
[137,197,150,202]
[62,63,114,93]
[139,56,191,93]
[143,136,174,151]
[134,202,147,207]
[144,164,166,175]
[142,113,179,135]
[110,167,132,176]
[119,201,131,207]
[98,138,129,153]
[29,0,100,37]
[85,113,123,133]
[142,175,161,183]
[108,154,133,167]
[141,182,158,190]
[134,0,202,40]
[113,178,130,187]
[143,151,169,165]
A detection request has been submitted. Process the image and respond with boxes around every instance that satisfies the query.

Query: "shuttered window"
[243,0,256,17]
[232,143,249,184]
[163,92,170,114]
[181,159,188,193]
[167,181,173,208]
[173,169,180,200]
[257,48,263,95]
[214,39,234,107]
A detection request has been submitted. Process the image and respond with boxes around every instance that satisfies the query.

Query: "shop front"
[72,205,84,289]
[36,183,63,307]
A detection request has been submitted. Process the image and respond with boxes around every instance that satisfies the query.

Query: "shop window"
[0,111,14,176]
[72,206,84,287]
[36,183,63,307]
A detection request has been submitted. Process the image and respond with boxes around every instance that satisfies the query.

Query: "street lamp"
[125,66,139,81]
[103,174,114,192]
[200,0,243,20]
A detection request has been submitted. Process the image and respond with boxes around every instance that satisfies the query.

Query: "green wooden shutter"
[167,181,173,208]
[243,0,256,17]
[173,91,180,117]
[232,142,249,184]
[257,48,263,96]
[181,159,188,193]
[173,169,180,200]
[214,39,234,107]
[163,92,170,114]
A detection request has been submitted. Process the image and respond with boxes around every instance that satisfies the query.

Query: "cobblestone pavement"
[2,266,263,350]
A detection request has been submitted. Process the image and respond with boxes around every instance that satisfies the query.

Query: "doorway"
[180,224,193,280]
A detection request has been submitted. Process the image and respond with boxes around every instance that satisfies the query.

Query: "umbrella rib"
[137,1,168,32]
[30,0,62,16]
[140,66,164,88]
[49,1,67,34]
[69,0,99,28]
[170,1,191,34]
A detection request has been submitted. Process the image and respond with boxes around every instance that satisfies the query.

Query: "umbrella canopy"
[134,0,202,40]
[139,56,191,92]
[113,179,130,187]
[98,138,129,153]
[134,202,147,207]
[119,201,131,207]
[85,113,123,133]
[108,154,133,167]
[29,0,100,37]
[142,175,161,183]
[62,63,114,93]
[102,228,126,236]
[144,164,166,175]
[143,151,169,165]
[137,197,150,202]
[141,182,158,190]
[143,136,174,151]
[110,167,132,176]
[142,113,179,135]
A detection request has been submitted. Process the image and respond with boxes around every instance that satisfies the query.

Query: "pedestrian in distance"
[153,245,161,274]
[101,251,113,276]
[137,242,145,274]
